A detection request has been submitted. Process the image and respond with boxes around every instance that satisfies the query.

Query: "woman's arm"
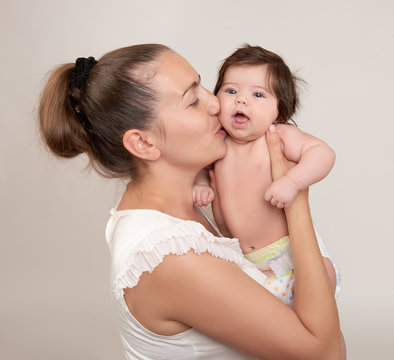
[125,127,341,360]
[270,126,345,359]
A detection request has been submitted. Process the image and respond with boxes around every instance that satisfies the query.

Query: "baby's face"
[216,65,278,143]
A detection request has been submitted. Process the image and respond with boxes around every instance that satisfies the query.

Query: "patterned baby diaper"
[244,236,295,305]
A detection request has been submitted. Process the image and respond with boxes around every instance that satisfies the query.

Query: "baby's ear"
[122,129,161,161]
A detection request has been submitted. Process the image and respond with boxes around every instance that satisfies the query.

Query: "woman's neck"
[118,166,198,220]
[118,165,219,235]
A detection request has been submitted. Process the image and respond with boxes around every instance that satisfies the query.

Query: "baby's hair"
[214,44,301,124]
[38,44,169,180]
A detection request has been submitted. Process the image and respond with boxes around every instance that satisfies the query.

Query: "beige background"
[1,0,393,359]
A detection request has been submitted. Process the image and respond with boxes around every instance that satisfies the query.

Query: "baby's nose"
[236,96,246,105]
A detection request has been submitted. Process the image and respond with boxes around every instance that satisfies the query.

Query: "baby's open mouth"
[233,111,249,123]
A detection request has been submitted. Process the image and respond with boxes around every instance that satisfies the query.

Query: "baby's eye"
[253,92,264,98]
[225,88,237,95]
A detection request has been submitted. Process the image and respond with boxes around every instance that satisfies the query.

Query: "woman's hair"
[214,44,301,124]
[38,44,169,179]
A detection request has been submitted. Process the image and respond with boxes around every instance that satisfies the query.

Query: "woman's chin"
[216,142,228,160]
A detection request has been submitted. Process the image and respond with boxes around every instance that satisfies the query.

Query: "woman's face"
[152,51,227,170]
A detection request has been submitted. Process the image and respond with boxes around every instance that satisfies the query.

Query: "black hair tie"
[69,56,97,133]
[71,56,98,91]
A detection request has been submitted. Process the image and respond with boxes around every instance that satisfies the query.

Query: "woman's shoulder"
[105,208,252,310]
[106,208,226,248]
[106,208,243,261]
[106,208,184,241]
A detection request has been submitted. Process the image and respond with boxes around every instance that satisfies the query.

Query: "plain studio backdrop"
[1,0,393,359]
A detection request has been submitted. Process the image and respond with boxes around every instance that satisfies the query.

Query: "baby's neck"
[228,133,265,145]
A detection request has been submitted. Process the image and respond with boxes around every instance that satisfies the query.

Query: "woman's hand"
[265,125,299,208]
[267,125,309,214]
[266,125,294,181]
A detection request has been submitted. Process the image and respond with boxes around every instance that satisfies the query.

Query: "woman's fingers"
[266,125,294,180]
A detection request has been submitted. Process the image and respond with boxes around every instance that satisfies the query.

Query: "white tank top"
[105,207,268,359]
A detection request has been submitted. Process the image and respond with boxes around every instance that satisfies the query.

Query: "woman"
[39,44,341,359]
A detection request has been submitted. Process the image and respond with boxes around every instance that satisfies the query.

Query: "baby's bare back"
[215,136,288,253]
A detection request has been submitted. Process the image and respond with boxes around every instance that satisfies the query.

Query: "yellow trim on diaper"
[244,236,290,264]
[265,269,294,281]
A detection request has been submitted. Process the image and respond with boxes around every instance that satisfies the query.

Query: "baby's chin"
[225,127,265,144]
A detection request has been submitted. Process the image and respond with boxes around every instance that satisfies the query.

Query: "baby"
[193,45,338,304]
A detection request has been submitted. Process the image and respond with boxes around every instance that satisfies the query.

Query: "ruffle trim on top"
[113,220,252,311]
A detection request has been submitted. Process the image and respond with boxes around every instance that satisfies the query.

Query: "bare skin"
[194,64,339,295]
[215,131,288,252]
[196,64,335,254]
[118,51,341,359]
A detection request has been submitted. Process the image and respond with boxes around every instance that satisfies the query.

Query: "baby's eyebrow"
[222,82,272,94]
[253,85,271,92]
[221,81,237,86]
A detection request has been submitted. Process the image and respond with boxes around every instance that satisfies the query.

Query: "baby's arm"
[265,124,336,208]
[193,168,215,207]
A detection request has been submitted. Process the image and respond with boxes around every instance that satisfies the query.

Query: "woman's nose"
[207,90,220,115]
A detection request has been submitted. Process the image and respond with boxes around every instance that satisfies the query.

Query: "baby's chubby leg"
[322,256,346,360]
[322,257,337,294]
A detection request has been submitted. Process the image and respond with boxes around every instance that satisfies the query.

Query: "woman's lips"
[216,126,227,136]
[215,124,227,135]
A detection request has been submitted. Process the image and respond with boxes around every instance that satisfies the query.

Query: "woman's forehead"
[154,51,199,97]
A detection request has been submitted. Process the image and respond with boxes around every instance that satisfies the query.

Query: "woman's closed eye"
[190,98,199,107]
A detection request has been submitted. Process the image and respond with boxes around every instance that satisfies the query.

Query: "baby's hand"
[264,175,299,209]
[193,184,215,207]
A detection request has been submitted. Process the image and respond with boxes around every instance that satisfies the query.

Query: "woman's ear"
[122,129,161,161]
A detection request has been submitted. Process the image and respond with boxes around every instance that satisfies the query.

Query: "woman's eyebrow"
[182,75,201,98]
